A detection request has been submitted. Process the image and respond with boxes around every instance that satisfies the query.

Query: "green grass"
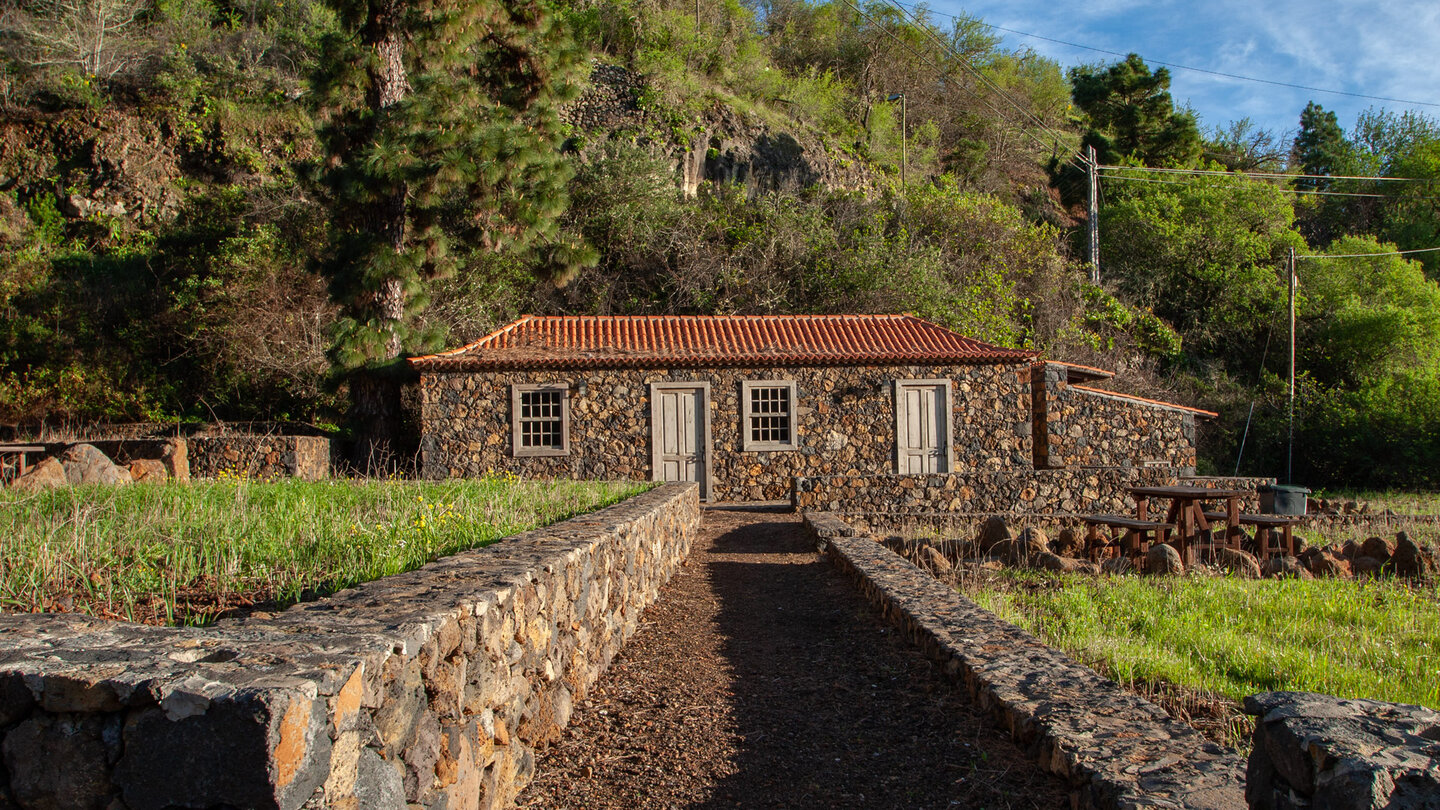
[0,476,651,626]
[972,573,1440,711]
[1317,489,1440,515]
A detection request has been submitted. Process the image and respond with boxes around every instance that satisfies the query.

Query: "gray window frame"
[511,383,571,457]
[741,379,799,452]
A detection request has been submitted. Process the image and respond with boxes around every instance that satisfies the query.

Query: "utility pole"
[1087,145,1100,285]
[1287,247,1297,485]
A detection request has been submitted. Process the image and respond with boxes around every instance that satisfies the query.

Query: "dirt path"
[518,506,1069,809]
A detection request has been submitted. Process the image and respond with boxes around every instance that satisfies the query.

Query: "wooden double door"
[895,379,953,474]
[650,382,711,499]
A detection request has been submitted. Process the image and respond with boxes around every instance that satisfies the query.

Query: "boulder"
[160,438,190,482]
[1215,547,1262,579]
[1100,556,1133,575]
[1144,543,1185,576]
[1051,527,1084,557]
[1340,540,1360,560]
[59,444,130,486]
[989,538,1023,566]
[921,545,953,576]
[976,516,1012,554]
[930,538,968,564]
[1308,551,1352,579]
[128,459,169,483]
[1391,532,1435,579]
[9,457,67,491]
[1015,527,1050,556]
[1351,556,1386,577]
[1261,556,1313,580]
[1035,552,1080,573]
[1360,536,1395,563]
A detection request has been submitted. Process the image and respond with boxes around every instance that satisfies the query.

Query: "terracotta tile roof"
[1071,385,1218,419]
[1035,360,1115,382]
[409,314,1036,371]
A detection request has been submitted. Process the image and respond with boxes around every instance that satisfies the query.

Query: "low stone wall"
[188,435,334,480]
[794,466,1174,515]
[793,469,1272,518]
[1245,691,1440,809]
[814,514,1245,808]
[0,483,701,810]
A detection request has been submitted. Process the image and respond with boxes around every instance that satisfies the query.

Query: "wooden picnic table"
[1127,485,1244,564]
[0,444,47,481]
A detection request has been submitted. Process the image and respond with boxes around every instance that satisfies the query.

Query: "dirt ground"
[517,506,1070,809]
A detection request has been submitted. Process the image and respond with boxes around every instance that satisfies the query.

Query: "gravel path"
[517,506,1069,809]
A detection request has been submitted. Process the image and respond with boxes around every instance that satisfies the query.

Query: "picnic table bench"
[1202,511,1299,559]
[1082,515,1175,562]
[0,444,46,482]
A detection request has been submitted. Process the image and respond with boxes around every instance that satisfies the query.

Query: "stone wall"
[1245,691,1440,810]
[813,514,1245,808]
[1033,363,1200,470]
[417,362,1034,502]
[0,484,700,810]
[793,470,1273,521]
[187,435,334,481]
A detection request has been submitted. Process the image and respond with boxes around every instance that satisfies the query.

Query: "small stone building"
[408,315,1211,501]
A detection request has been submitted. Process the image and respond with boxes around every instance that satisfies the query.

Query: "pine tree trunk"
[350,0,412,474]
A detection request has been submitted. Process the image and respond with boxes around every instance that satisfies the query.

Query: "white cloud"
[937,0,1440,135]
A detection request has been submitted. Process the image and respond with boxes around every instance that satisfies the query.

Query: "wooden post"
[1087,145,1100,285]
[1288,247,1296,485]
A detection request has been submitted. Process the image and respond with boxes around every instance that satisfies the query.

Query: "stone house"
[408,315,1211,501]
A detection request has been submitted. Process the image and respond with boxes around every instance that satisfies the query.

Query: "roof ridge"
[1070,384,1217,418]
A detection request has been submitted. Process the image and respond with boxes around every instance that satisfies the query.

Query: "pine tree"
[1069,54,1202,167]
[316,0,593,469]
[1289,102,1351,190]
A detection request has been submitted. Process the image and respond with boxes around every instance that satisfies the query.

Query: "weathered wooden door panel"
[650,382,711,499]
[895,380,952,474]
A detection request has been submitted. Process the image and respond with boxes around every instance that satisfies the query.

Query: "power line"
[889,0,1440,110]
[1297,246,1440,259]
[1099,164,1437,183]
[875,0,1072,150]
[1099,174,1393,198]
[834,0,1081,165]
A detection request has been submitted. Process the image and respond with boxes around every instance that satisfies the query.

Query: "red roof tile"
[409,314,1036,371]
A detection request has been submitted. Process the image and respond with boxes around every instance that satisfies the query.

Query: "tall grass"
[0,477,650,626]
[972,574,1440,711]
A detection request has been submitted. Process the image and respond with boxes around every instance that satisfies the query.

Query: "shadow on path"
[519,507,1067,810]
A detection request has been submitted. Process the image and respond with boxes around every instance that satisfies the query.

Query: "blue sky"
[923,0,1440,146]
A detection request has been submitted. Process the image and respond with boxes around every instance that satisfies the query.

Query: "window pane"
[518,388,564,449]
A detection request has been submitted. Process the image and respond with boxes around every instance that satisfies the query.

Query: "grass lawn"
[0,476,650,626]
[970,573,1440,737]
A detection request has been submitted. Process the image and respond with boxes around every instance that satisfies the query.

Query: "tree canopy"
[1069,54,1202,167]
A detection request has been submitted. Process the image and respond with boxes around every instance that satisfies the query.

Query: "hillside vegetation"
[2,0,1440,486]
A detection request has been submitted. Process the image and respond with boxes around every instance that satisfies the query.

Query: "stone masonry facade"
[0,484,700,810]
[187,435,333,480]
[1032,362,1199,471]
[417,363,1034,501]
